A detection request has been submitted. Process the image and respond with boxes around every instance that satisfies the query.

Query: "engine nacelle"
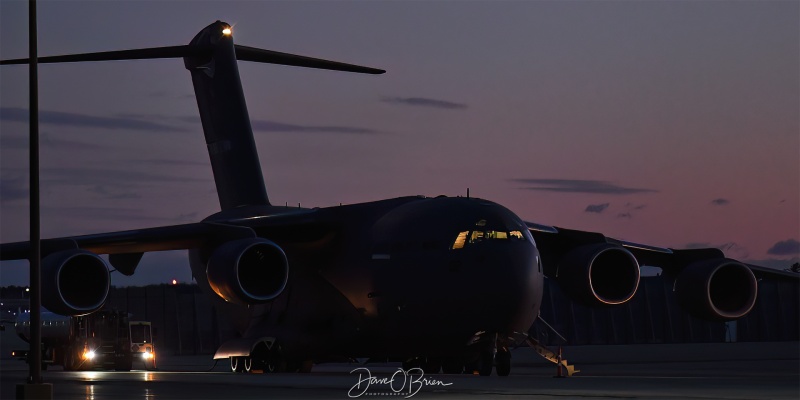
[206,238,289,305]
[556,243,641,306]
[41,250,110,316]
[674,259,757,321]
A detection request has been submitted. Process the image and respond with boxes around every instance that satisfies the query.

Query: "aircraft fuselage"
[189,195,543,360]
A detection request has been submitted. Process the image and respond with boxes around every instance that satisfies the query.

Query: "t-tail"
[1,21,384,211]
[185,22,268,209]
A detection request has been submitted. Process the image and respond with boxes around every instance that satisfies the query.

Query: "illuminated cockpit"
[451,229,527,249]
[450,218,533,250]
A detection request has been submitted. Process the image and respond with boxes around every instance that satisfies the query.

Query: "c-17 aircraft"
[0,21,771,376]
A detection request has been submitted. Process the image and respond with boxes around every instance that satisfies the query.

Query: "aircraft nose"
[456,240,542,333]
[369,196,543,337]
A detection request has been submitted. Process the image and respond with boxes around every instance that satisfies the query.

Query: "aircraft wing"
[0,209,319,272]
[525,221,794,279]
[1,222,220,260]
[524,220,799,320]
[0,208,323,314]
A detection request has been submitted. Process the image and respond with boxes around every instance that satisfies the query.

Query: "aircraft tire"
[243,357,253,373]
[266,358,286,373]
[266,352,286,373]
[478,350,493,376]
[230,356,245,373]
[249,343,269,372]
[495,350,511,376]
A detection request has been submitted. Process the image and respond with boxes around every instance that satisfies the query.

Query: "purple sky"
[1,1,798,286]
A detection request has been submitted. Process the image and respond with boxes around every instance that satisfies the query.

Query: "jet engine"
[674,259,757,321]
[556,243,640,306]
[41,250,110,316]
[206,238,289,305]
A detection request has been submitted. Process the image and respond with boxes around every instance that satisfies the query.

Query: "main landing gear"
[403,335,514,377]
[230,356,246,373]
[229,342,312,374]
[402,357,443,374]
[403,349,511,377]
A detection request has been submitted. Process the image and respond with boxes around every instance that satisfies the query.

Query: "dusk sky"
[1,1,798,286]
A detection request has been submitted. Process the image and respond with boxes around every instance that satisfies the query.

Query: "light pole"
[27,0,42,384]
[16,0,52,398]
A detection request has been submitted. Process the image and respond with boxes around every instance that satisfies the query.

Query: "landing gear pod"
[42,250,110,316]
[556,243,641,306]
[675,259,757,321]
[207,238,289,305]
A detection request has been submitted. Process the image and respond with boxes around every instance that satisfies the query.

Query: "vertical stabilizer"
[184,21,269,210]
[1,21,384,210]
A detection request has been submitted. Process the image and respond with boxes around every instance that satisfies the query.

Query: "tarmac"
[1,341,798,399]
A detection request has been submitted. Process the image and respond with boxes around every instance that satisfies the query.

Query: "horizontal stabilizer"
[234,45,384,74]
[1,45,385,74]
[0,45,194,64]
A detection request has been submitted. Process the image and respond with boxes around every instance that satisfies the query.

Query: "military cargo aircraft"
[1,21,768,376]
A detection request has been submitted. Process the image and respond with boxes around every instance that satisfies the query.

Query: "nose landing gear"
[470,332,512,376]
[495,347,511,376]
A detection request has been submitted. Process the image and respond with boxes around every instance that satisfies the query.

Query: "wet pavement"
[2,342,798,399]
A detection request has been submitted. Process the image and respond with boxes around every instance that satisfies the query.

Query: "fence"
[3,272,797,355]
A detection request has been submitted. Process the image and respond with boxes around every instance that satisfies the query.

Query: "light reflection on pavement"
[1,343,798,400]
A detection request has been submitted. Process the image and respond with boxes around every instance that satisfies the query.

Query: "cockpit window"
[486,231,508,240]
[452,231,468,249]
[452,230,526,249]
[470,231,484,243]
